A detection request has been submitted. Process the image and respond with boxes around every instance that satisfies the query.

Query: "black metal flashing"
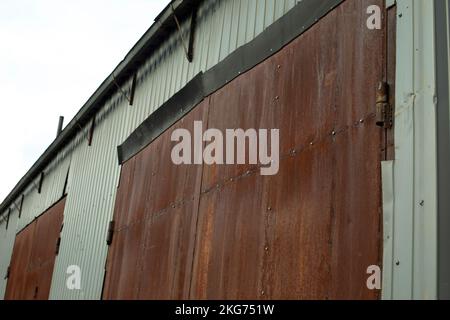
[435,0,450,300]
[117,72,205,164]
[118,0,344,164]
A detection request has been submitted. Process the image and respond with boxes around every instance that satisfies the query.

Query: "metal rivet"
[261,290,265,296]
[332,131,336,136]
[396,261,400,266]
[267,206,272,211]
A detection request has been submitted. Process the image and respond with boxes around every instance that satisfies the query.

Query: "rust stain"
[104,0,385,300]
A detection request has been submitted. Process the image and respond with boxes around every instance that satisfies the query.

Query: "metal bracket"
[376,82,393,129]
[88,116,96,146]
[37,172,45,194]
[18,194,24,219]
[106,220,115,246]
[171,3,198,63]
[112,72,132,104]
[386,0,396,9]
[5,208,11,230]
[4,266,10,280]
[55,236,61,255]
[129,73,137,106]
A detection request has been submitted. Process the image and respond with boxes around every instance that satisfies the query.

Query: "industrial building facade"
[0,0,448,300]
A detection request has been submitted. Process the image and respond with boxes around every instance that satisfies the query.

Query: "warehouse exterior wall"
[0,0,444,300]
[0,208,19,298]
[0,0,301,300]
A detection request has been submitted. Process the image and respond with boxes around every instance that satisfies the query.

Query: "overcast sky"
[0,0,168,203]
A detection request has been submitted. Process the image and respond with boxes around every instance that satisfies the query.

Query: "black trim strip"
[118,0,344,164]
[435,0,450,300]
[117,72,205,164]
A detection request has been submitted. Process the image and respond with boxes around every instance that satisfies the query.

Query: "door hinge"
[4,266,10,279]
[55,236,61,255]
[106,221,115,246]
[376,81,392,129]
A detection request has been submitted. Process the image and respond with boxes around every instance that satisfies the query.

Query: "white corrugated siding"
[0,208,19,298]
[0,0,299,300]
[381,0,437,300]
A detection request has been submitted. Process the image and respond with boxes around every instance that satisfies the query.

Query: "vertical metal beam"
[56,116,64,137]
[18,195,24,219]
[88,116,95,146]
[129,74,137,106]
[435,0,450,300]
[5,208,11,230]
[62,166,70,198]
[38,172,45,194]
[389,0,438,299]
[187,4,199,62]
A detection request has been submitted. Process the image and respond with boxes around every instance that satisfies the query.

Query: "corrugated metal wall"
[5,198,65,300]
[0,208,19,298]
[0,0,442,301]
[381,0,438,300]
[0,0,300,300]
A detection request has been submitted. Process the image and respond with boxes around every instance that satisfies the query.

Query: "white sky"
[0,0,168,203]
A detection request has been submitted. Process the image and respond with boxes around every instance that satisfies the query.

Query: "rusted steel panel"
[326,0,384,300]
[103,224,145,299]
[329,120,382,300]
[138,201,197,300]
[385,6,396,161]
[191,174,270,299]
[4,224,35,300]
[103,102,208,300]
[105,0,384,300]
[5,198,65,300]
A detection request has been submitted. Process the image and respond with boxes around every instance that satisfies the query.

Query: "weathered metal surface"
[4,222,35,300]
[388,0,438,299]
[0,0,300,301]
[4,198,65,300]
[103,102,207,299]
[385,5,396,161]
[105,0,385,300]
[47,0,301,300]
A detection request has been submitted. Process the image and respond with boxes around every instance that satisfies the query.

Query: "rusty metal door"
[5,198,65,300]
[104,0,391,300]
